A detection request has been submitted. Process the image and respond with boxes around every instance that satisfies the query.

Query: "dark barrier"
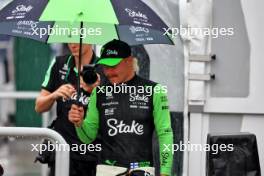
[206,133,261,176]
[0,163,3,176]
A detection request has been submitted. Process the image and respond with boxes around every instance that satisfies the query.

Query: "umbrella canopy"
[0,0,169,32]
[0,0,174,97]
[0,21,173,45]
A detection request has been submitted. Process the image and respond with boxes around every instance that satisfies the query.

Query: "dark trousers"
[49,159,97,176]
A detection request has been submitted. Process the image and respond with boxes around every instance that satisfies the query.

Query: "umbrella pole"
[77,21,84,104]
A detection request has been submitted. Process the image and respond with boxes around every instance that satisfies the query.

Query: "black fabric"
[96,75,157,168]
[100,39,131,59]
[48,159,97,176]
[0,0,49,22]
[0,21,53,43]
[0,163,3,176]
[117,25,174,46]
[42,54,104,162]
[111,0,169,31]
[206,133,261,176]
[130,170,150,176]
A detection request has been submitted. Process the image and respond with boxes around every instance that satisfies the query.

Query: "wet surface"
[0,138,42,176]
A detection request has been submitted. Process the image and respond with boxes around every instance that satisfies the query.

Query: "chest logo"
[129,93,149,103]
[107,118,144,136]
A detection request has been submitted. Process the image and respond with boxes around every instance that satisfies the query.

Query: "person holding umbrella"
[35,43,104,176]
[69,39,174,176]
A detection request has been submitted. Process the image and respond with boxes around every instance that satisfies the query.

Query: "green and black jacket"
[76,75,173,175]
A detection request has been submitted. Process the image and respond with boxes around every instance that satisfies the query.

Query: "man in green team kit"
[69,39,173,176]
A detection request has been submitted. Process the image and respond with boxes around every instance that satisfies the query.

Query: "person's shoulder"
[136,75,158,86]
[51,54,72,69]
[55,54,71,63]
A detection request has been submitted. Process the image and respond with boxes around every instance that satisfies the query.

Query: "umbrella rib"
[114,25,120,40]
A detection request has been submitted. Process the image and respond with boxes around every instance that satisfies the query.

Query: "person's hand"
[68,104,84,127]
[52,84,75,100]
[81,74,101,93]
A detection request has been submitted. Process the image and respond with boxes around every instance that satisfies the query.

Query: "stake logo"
[129,93,149,103]
[12,5,33,14]
[129,26,149,34]
[107,118,144,136]
[6,5,34,20]
[125,8,148,20]
[106,49,118,56]
[62,92,90,105]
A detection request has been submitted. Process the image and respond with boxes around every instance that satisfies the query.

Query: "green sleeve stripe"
[76,126,95,144]
[153,84,174,175]
[76,88,99,144]
[42,58,56,87]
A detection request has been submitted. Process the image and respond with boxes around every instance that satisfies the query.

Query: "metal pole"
[0,92,39,99]
[42,112,50,128]
[42,113,50,176]
[0,127,69,176]
[0,92,54,176]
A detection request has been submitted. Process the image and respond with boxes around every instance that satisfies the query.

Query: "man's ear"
[127,56,134,63]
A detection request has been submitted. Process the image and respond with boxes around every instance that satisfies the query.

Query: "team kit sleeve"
[76,88,100,144]
[152,84,174,175]
[41,58,58,92]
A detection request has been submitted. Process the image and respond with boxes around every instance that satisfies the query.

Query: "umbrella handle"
[77,21,84,101]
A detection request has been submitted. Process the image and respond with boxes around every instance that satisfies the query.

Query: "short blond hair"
[133,57,139,73]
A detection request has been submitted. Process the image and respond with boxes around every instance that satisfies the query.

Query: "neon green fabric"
[40,0,118,24]
[42,58,56,87]
[152,84,174,175]
[47,22,119,45]
[76,88,99,144]
[96,58,123,67]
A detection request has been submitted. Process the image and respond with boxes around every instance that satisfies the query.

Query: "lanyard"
[65,55,78,83]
